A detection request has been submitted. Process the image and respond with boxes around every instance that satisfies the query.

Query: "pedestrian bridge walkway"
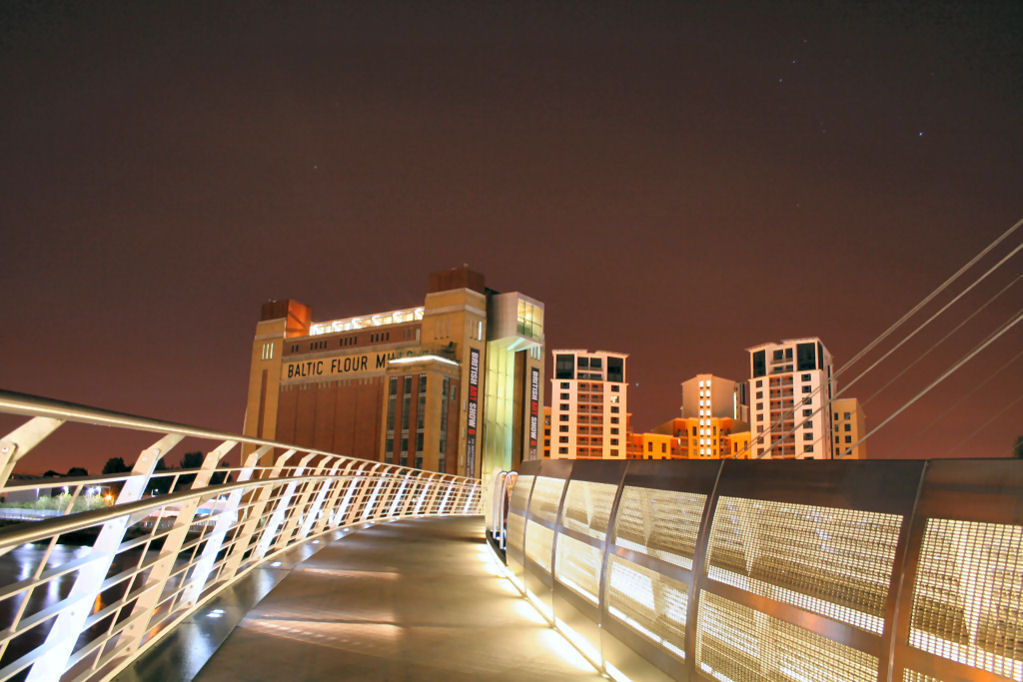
[122,517,601,681]
[3,391,1023,682]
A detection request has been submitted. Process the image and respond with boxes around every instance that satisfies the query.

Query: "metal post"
[342,462,378,526]
[220,449,296,581]
[25,433,183,682]
[298,458,342,540]
[0,416,64,490]
[181,445,270,607]
[116,440,237,654]
[253,453,312,562]
[315,460,358,534]
[273,455,329,551]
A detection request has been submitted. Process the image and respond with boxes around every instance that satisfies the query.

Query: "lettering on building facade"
[529,367,539,457]
[466,348,480,478]
[284,349,416,381]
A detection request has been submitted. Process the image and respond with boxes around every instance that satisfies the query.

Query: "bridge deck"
[131,517,601,681]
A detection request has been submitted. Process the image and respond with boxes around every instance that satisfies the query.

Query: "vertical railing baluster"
[317,460,358,533]
[298,458,341,540]
[116,439,237,655]
[0,416,64,490]
[25,433,183,682]
[254,453,314,561]
[273,454,327,551]
[220,449,296,580]
[181,445,270,607]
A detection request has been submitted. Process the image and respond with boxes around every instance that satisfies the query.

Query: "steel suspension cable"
[733,218,1021,459]
[760,231,1021,458]
[844,306,1023,455]
[886,345,1023,458]
[831,217,1022,382]
[860,274,1022,406]
[943,392,1023,457]
[836,242,1022,397]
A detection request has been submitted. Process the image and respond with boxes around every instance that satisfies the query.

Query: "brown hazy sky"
[2,1,1021,473]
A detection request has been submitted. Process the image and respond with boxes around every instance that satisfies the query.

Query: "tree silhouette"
[178,451,204,487]
[66,467,88,477]
[180,452,203,469]
[175,451,229,486]
[145,458,172,495]
[102,457,130,475]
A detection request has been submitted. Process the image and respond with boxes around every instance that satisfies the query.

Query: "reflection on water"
[0,541,152,675]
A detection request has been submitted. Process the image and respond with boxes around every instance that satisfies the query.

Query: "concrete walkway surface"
[180,517,602,681]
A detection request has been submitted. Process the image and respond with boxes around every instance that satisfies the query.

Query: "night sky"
[2,1,1021,474]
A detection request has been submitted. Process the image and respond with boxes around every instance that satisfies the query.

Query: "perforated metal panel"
[705,496,901,634]
[507,474,534,557]
[696,591,878,682]
[901,670,941,682]
[525,520,555,571]
[555,533,603,603]
[561,480,618,542]
[909,518,1023,679]
[509,474,534,518]
[529,476,566,526]
[606,554,688,659]
[507,512,525,554]
[613,486,706,570]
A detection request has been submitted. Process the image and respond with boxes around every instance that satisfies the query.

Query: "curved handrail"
[0,389,482,681]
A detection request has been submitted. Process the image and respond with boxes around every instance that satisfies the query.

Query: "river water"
[0,541,158,678]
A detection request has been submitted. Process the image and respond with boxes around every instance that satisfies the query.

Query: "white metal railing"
[0,389,481,681]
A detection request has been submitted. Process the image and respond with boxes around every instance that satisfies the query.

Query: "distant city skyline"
[2,1,1020,472]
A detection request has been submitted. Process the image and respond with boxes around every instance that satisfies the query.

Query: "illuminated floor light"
[494,578,520,596]
[525,589,554,623]
[539,629,597,673]
[555,617,601,669]
[206,608,225,619]
[605,660,633,682]
[513,599,548,625]
[270,561,283,568]
[480,542,603,677]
